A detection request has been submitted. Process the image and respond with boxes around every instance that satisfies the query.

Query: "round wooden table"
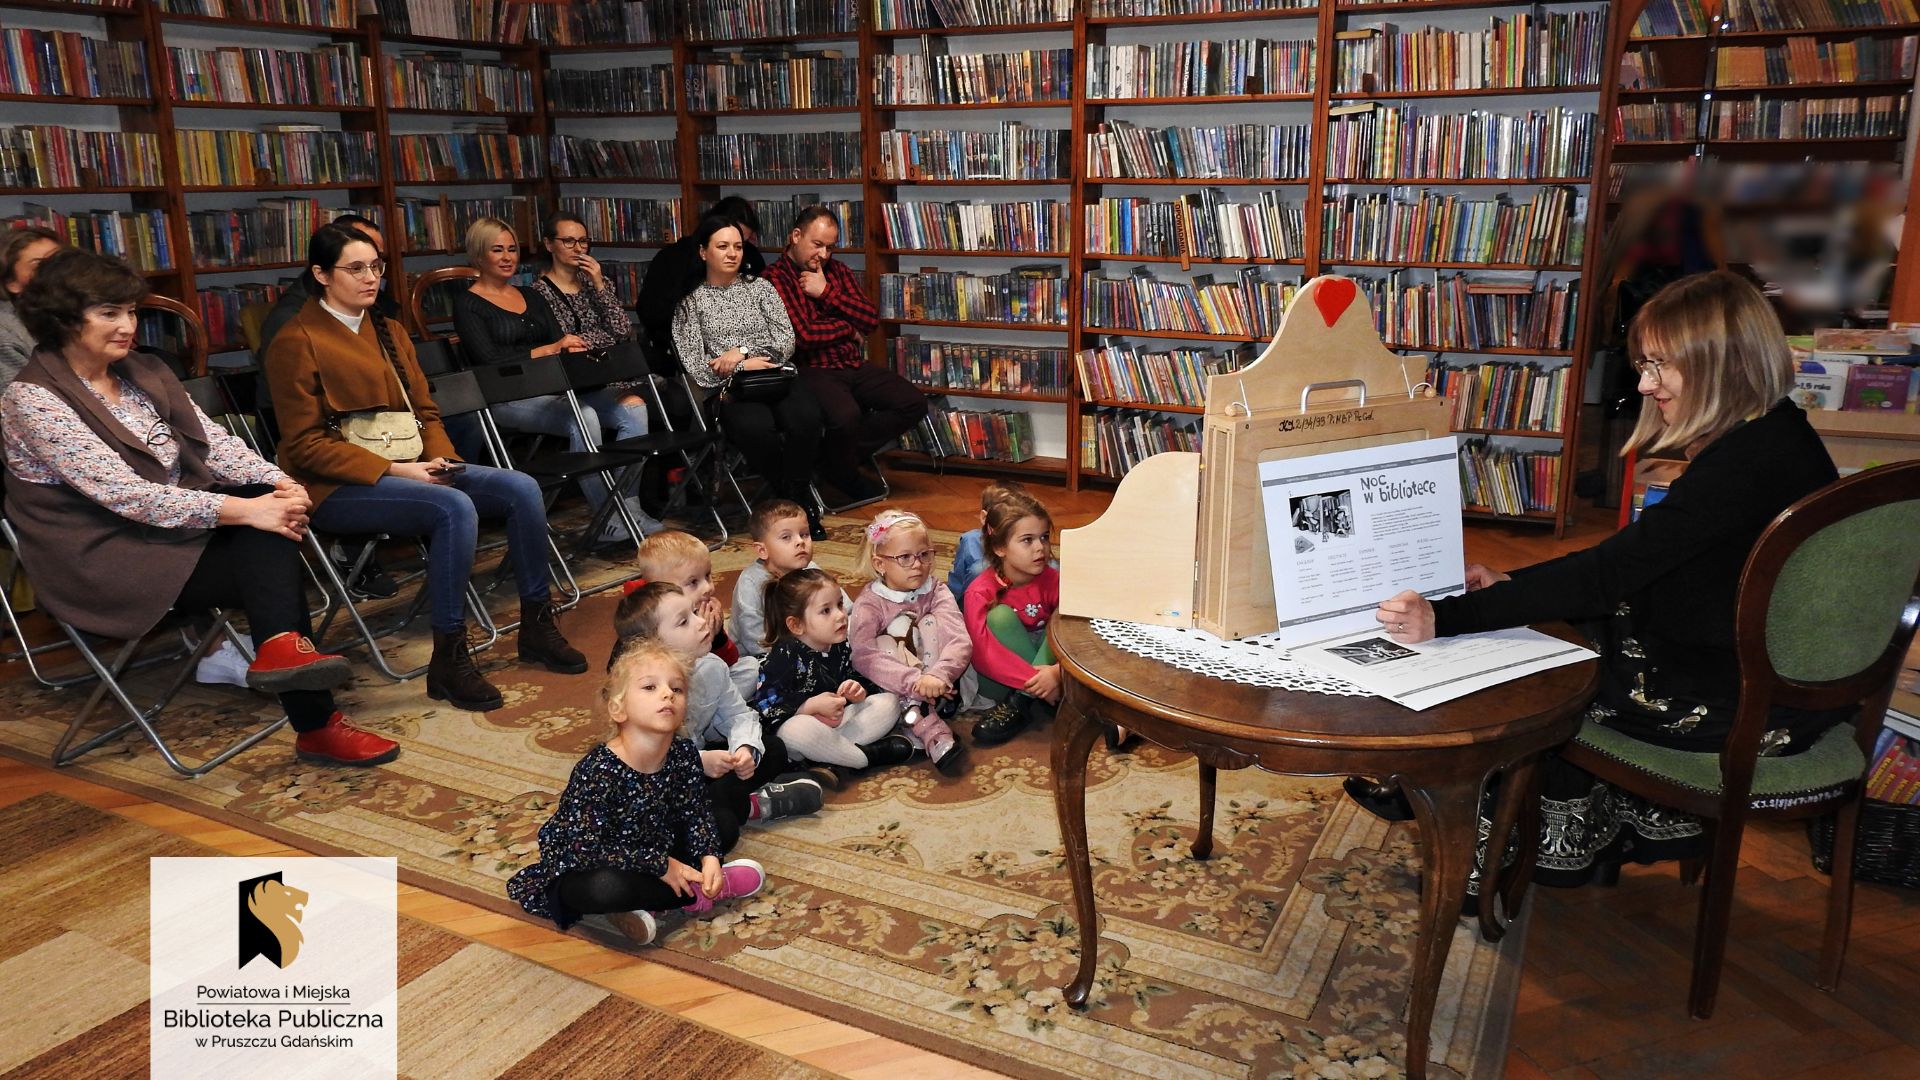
[1049,615,1597,1080]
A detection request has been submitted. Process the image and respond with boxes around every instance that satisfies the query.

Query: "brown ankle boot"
[518,600,587,674]
[427,627,503,712]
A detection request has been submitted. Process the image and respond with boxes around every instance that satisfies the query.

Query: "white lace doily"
[1091,620,1371,696]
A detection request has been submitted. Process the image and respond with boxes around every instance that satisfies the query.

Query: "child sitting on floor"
[611,582,823,832]
[962,492,1062,747]
[849,509,970,774]
[752,568,913,772]
[947,479,1028,603]
[506,640,765,947]
[731,499,850,660]
[632,529,755,699]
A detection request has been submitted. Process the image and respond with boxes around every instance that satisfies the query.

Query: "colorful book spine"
[879,199,1068,253]
[386,53,535,113]
[1088,38,1315,99]
[177,128,380,187]
[167,43,367,107]
[0,125,163,189]
[0,29,149,99]
[890,335,1070,394]
[879,267,1068,325]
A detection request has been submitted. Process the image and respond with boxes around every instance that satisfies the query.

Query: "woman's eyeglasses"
[143,417,173,449]
[876,550,935,568]
[333,260,387,279]
[550,236,592,249]
[1632,357,1667,382]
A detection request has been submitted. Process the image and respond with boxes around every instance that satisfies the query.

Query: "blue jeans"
[488,388,649,508]
[310,465,552,632]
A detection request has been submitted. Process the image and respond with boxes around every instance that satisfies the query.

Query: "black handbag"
[722,362,796,404]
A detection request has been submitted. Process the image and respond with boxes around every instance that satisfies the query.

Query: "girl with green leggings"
[961,494,1061,745]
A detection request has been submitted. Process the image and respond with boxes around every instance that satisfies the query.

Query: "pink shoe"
[686,858,766,914]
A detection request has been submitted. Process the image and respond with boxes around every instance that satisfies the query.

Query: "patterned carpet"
[0,792,828,1080]
[0,517,1528,1079]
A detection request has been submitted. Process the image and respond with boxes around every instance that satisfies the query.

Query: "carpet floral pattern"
[0,518,1523,1080]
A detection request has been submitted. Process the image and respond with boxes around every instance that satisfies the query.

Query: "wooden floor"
[4,451,1916,1079]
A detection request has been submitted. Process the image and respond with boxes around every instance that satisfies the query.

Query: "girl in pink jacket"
[849,509,970,775]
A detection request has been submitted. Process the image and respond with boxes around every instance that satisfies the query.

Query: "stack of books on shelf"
[1082,266,1300,339]
[1716,34,1918,85]
[373,0,499,41]
[749,194,863,242]
[1425,358,1569,432]
[1619,47,1664,89]
[199,281,288,353]
[1615,102,1699,141]
[685,48,858,111]
[877,123,1067,181]
[161,0,357,30]
[168,43,368,108]
[558,195,681,246]
[1091,0,1314,14]
[5,204,172,272]
[394,130,541,182]
[1326,104,1597,181]
[386,53,534,113]
[0,28,148,99]
[687,0,858,41]
[1081,408,1202,478]
[873,48,1072,105]
[1630,0,1707,37]
[1459,439,1559,515]
[1710,95,1910,139]
[874,0,1073,32]
[1320,186,1584,266]
[1864,724,1920,805]
[906,402,1038,463]
[878,199,1067,252]
[1359,272,1579,352]
[1086,119,1314,181]
[548,65,674,114]
[398,194,533,252]
[188,197,349,268]
[890,336,1069,395]
[0,125,162,189]
[880,265,1066,325]
[1086,191,1307,261]
[1075,342,1249,408]
[1718,0,1918,32]
[698,131,860,180]
[178,126,380,187]
[1332,11,1608,95]
[1789,328,1919,413]
[600,257,645,306]
[504,0,667,46]
[1087,38,1315,99]
[551,134,674,179]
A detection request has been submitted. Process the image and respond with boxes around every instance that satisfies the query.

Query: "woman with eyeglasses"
[1360,270,1840,896]
[265,224,587,714]
[454,217,661,542]
[0,248,397,766]
[1,226,66,385]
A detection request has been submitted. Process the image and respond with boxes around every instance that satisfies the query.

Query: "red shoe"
[294,712,399,767]
[246,632,352,694]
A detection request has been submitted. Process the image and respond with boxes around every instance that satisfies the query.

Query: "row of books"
[187,198,361,268]
[877,123,1067,181]
[600,257,646,307]
[1086,38,1316,100]
[1332,12,1610,95]
[168,43,367,108]
[548,65,673,114]
[888,336,1071,395]
[159,0,356,28]
[873,0,1072,32]
[1632,0,1708,37]
[396,194,532,253]
[1086,191,1308,262]
[1081,408,1201,478]
[1074,342,1248,408]
[879,266,1067,325]
[386,53,534,113]
[199,282,288,353]
[394,129,540,182]
[907,402,1039,463]
[3,204,172,272]
[687,0,857,41]
[1081,266,1300,339]
[177,127,379,187]
[1719,0,1920,32]
[1716,34,1918,85]
[1864,725,1920,805]
[686,50,859,112]
[505,0,665,46]
[1360,273,1579,352]
[697,131,860,180]
[1616,102,1697,141]
[1326,104,1597,182]
[1087,120,1314,181]
[1793,356,1920,413]
[1319,186,1584,267]
[1425,358,1569,433]
[1459,439,1560,515]
[748,194,863,241]
[1619,48,1664,89]
[0,29,148,100]
[1710,95,1911,139]
[552,134,674,179]
[877,198,1068,252]
[1610,158,1898,204]
[1090,0,1312,13]
[558,195,682,246]
[0,125,162,190]
[370,0,499,41]
[873,48,1072,105]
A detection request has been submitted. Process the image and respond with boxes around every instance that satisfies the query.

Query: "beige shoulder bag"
[327,330,425,462]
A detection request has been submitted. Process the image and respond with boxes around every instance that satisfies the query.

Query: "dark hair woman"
[264,224,587,713]
[0,248,391,766]
[1,225,66,384]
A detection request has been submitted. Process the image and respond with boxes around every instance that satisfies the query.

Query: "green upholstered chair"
[1560,460,1920,1020]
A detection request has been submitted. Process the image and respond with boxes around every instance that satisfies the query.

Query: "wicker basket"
[1808,800,1920,888]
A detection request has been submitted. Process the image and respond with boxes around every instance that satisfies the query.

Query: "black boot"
[804,503,828,541]
[518,600,587,674]
[428,627,504,712]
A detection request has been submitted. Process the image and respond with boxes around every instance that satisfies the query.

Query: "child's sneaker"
[861,734,916,769]
[749,777,824,820]
[909,709,965,776]
[607,909,657,946]
[688,858,766,914]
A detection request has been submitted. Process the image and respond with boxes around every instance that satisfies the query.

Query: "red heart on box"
[1313,277,1357,328]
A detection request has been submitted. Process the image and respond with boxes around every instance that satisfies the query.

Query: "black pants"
[555,864,699,917]
[715,380,824,499]
[707,735,790,852]
[169,512,333,732]
[799,365,928,480]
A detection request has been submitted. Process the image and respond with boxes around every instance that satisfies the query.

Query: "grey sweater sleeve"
[731,560,770,657]
[690,654,765,756]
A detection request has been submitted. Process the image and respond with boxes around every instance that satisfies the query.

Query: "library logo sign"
[152,857,396,1078]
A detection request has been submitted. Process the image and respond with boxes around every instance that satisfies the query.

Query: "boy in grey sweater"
[732,500,852,657]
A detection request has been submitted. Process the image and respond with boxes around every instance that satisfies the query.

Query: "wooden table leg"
[1399,773,1487,1080]
[1192,763,1216,860]
[1052,694,1107,1009]
[1477,755,1538,943]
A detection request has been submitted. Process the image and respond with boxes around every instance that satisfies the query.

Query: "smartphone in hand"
[431,462,467,476]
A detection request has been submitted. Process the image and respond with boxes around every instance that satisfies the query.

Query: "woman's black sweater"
[452,286,560,367]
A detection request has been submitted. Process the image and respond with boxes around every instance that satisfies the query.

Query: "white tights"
[775,693,902,768]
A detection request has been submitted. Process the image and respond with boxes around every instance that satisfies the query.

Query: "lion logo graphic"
[238,872,309,969]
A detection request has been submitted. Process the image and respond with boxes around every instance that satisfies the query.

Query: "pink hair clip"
[867,511,922,544]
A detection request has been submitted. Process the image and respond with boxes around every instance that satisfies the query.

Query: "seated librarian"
[1365,270,1842,894]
